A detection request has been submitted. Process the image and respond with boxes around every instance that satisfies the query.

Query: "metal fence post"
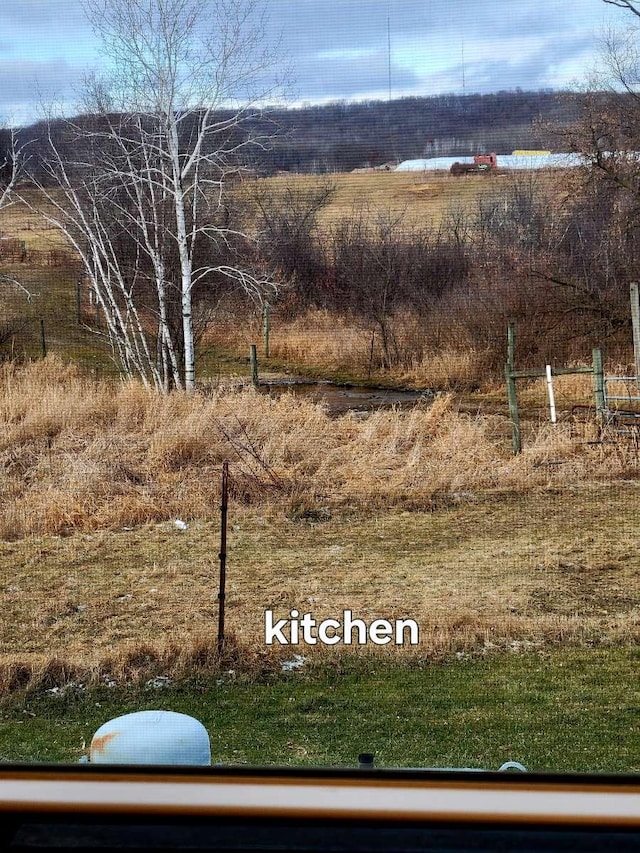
[505,323,521,454]
[592,346,605,422]
[263,302,270,359]
[217,461,229,656]
[250,344,259,389]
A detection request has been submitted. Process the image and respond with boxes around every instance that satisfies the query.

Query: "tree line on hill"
[1,88,584,180]
[259,89,583,173]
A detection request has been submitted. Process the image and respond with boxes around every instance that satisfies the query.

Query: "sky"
[0,0,627,126]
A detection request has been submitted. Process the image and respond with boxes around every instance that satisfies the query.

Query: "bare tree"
[0,126,32,306]
[27,0,280,390]
[0,128,22,211]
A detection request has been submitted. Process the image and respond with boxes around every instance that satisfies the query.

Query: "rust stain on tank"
[91,730,120,755]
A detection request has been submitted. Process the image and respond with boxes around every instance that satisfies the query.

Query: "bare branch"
[604,0,640,18]
[0,128,26,211]
[0,274,32,301]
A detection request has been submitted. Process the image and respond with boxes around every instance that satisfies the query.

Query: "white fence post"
[546,364,557,425]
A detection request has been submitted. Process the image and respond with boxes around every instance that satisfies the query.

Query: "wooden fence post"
[505,363,521,454]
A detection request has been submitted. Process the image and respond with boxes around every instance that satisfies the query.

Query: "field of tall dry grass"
[204,306,496,391]
[0,356,632,539]
[1,357,640,691]
[243,169,564,231]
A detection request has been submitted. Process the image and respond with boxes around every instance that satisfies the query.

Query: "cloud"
[424,30,598,95]
[0,0,83,26]
[290,50,421,101]
[0,1,93,63]
[0,0,623,122]
[268,0,613,101]
[0,58,85,122]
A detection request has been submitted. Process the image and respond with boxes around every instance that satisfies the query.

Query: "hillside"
[257,89,581,173]
[9,89,582,179]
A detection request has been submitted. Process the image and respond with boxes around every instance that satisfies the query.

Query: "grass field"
[0,188,70,253]
[0,190,115,371]
[1,358,639,690]
[3,647,640,771]
[246,169,567,231]
[3,172,567,250]
[0,171,597,389]
[2,481,640,682]
[1,177,640,772]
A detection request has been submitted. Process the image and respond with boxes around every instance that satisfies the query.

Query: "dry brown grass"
[0,191,72,254]
[201,307,371,375]
[0,356,636,542]
[267,309,369,369]
[2,481,640,691]
[399,348,490,391]
[205,307,494,391]
[246,170,566,232]
[1,357,640,688]
[517,370,597,408]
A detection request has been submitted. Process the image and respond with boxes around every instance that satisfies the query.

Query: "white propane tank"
[89,710,211,765]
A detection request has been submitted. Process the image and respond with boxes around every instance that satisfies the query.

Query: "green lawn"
[2,646,640,773]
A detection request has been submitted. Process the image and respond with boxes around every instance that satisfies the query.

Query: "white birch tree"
[0,128,22,212]
[27,0,279,390]
[0,127,32,304]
